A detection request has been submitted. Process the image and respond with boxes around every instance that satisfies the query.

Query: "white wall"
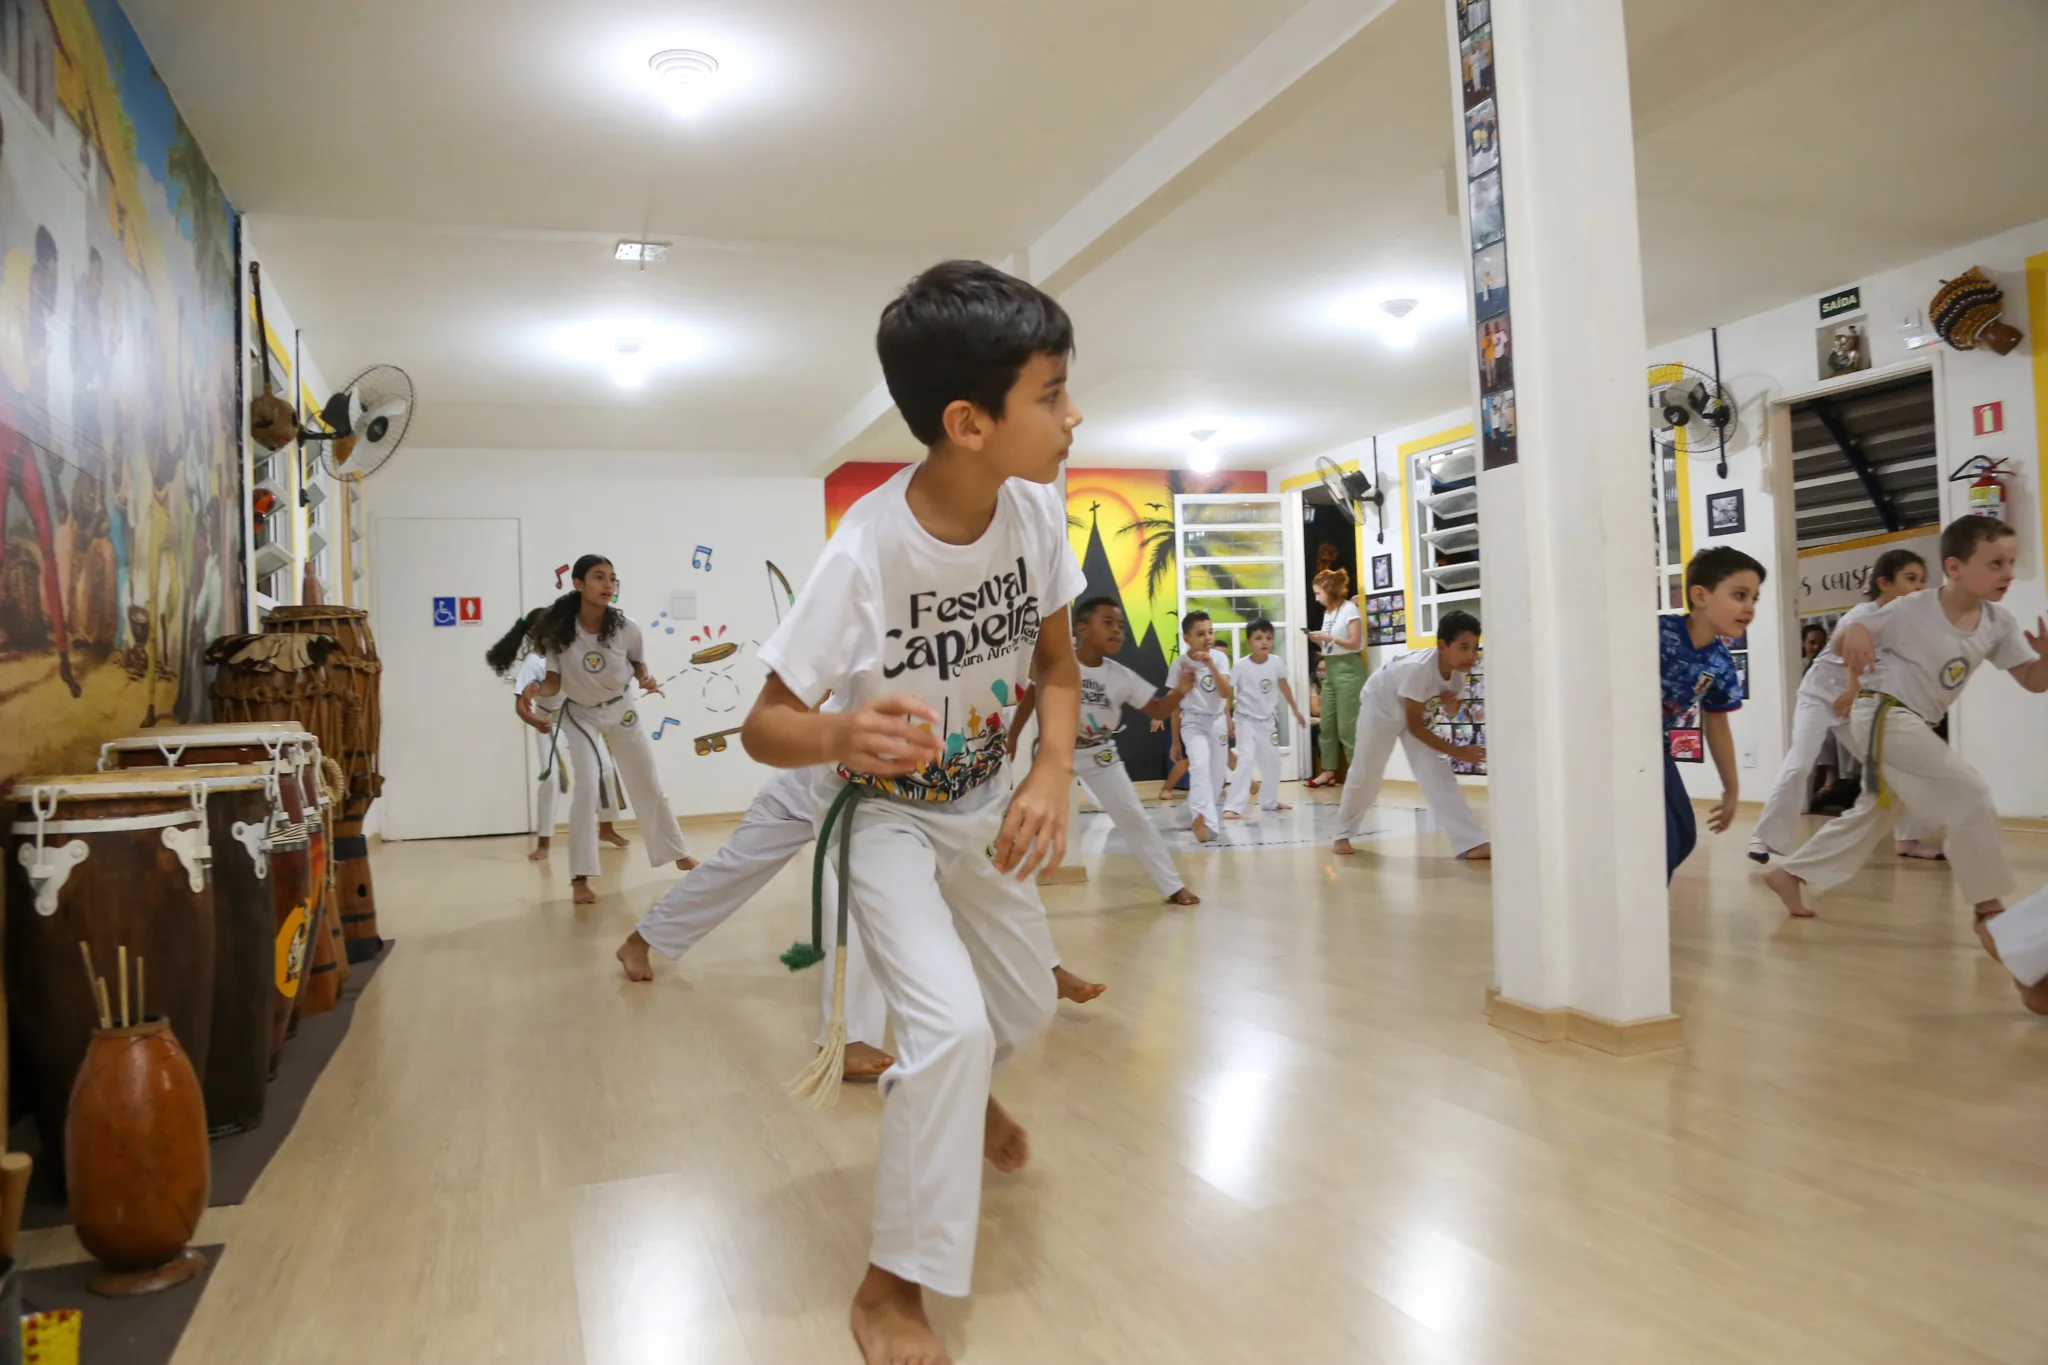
[359,449,824,822]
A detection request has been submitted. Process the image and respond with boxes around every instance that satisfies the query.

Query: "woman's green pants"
[1319,652,1366,771]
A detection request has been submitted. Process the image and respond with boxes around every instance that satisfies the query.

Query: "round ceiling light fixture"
[1379,297,1420,348]
[649,48,721,115]
[1187,428,1220,474]
[610,339,649,388]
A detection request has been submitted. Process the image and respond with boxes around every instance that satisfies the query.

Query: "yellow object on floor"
[23,1308,82,1365]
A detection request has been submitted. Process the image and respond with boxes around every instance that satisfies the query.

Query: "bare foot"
[1897,840,1945,860]
[1167,887,1200,906]
[1973,907,2048,1015]
[675,856,699,872]
[1192,814,1213,843]
[617,931,654,981]
[843,1041,897,1079]
[1459,843,1493,861]
[984,1097,1030,1172]
[1053,965,1105,1003]
[599,823,631,849]
[1332,837,1356,856]
[850,1266,951,1365]
[1223,811,1243,821]
[528,840,550,863]
[1268,802,1293,813]
[572,877,598,905]
[1764,867,1815,918]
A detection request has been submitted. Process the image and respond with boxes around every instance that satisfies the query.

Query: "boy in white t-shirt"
[1013,596,1201,904]
[741,261,1086,1365]
[1331,609,1491,859]
[1170,611,1235,842]
[1224,619,1306,819]
[1767,519,2048,966]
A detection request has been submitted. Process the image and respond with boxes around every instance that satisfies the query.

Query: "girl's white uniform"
[1783,589,2036,904]
[543,617,691,878]
[1334,648,1489,855]
[1750,601,1936,857]
[635,765,885,1049]
[1075,658,1188,898]
[757,465,1083,1298]
[1224,654,1288,816]
[1172,648,1233,830]
[515,652,617,838]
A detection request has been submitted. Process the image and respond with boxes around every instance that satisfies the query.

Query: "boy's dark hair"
[1437,609,1481,645]
[1866,547,1927,599]
[876,260,1075,447]
[1073,596,1121,631]
[1800,622,1829,643]
[1940,514,2017,569]
[1684,546,1767,601]
[1246,618,1275,637]
[1180,610,1211,637]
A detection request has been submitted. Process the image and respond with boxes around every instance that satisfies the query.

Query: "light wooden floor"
[28,785,2048,1363]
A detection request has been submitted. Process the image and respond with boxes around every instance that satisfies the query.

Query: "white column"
[1444,0,1674,1044]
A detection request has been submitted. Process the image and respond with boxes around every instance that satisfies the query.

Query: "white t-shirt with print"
[514,651,565,714]
[1230,654,1289,725]
[1078,657,1157,754]
[757,465,1086,804]
[1321,600,1362,656]
[1363,648,1466,722]
[1173,646,1234,722]
[544,618,646,707]
[1796,599,1883,706]
[1861,587,2034,722]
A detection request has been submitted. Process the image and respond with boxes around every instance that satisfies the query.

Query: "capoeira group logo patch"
[620,710,637,728]
[582,650,606,673]
[1198,673,1216,692]
[1093,747,1120,767]
[1259,678,1273,693]
[1941,656,1969,690]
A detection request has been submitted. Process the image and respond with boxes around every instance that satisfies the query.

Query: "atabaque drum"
[295,752,348,1018]
[176,764,283,1136]
[5,770,216,1189]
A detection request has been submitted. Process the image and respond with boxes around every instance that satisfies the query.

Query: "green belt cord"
[783,782,863,972]
[1858,689,1903,809]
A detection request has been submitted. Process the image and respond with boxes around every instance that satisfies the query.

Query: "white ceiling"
[128,0,2048,469]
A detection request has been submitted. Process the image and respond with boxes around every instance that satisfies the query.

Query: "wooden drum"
[5,770,217,1190]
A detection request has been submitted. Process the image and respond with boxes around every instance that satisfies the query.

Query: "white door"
[374,517,528,839]
[1175,493,1296,757]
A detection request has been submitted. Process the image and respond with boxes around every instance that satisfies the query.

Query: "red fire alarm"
[458,596,483,625]
[1973,401,2005,437]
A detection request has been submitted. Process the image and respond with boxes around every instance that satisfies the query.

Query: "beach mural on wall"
[1,0,242,780]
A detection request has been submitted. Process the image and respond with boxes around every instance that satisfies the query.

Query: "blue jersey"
[1658,614,1742,728]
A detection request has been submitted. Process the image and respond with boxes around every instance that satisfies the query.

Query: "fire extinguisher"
[1949,455,2013,520]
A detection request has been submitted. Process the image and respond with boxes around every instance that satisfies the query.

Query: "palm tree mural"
[1116,472,1254,635]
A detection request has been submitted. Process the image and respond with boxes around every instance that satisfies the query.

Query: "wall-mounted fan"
[1648,329,1738,478]
[1316,438,1388,544]
[298,364,415,481]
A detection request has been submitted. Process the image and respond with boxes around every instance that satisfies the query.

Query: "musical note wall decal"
[691,545,714,571]
[554,563,570,589]
[651,717,681,740]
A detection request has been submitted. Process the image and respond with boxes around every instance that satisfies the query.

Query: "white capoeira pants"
[1223,718,1282,816]
[635,769,885,1048]
[1986,883,2048,988]
[1333,705,1488,856]
[1180,711,1230,830]
[1075,750,1186,899]
[1751,688,1936,856]
[837,777,1058,1297]
[558,696,690,878]
[1783,695,2011,905]
[533,706,616,838]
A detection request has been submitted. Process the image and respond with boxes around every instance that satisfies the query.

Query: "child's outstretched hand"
[1708,790,1738,834]
[833,694,943,777]
[996,766,1067,880]
[2027,617,2048,658]
[1452,744,1486,766]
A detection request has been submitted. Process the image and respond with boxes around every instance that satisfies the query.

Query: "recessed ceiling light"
[649,48,721,115]
[616,241,670,263]
[1379,297,1421,348]
[610,340,649,388]
[1187,429,1219,473]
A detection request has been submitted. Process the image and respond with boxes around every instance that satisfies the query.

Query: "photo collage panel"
[1459,0,1516,468]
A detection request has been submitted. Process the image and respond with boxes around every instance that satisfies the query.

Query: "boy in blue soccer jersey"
[1661,547,1764,882]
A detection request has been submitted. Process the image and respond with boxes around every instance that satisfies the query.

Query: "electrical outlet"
[1740,743,1756,769]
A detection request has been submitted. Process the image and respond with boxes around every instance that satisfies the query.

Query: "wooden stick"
[118,945,129,1028]
[95,977,112,1032]
[79,941,99,1010]
[138,956,146,1023]
[0,1151,31,1262]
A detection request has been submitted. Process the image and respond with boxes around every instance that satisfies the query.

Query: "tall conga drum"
[178,764,282,1135]
[219,606,384,962]
[5,771,216,1190]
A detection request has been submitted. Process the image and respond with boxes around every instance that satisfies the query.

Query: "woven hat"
[1929,267,2023,355]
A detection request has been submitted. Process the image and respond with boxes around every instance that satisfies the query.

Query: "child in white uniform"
[1015,596,1200,903]
[1332,609,1491,859]
[1170,611,1234,842]
[536,555,696,904]
[1749,548,1941,861]
[513,648,626,860]
[1225,618,1306,819]
[1767,517,2048,935]
[739,261,1087,1365]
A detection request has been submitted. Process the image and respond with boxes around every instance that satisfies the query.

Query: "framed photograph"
[1465,99,1500,177]
[1706,488,1745,537]
[1469,168,1505,247]
[1816,318,1871,381]
[1458,0,1490,37]
[1371,553,1393,591]
[1460,28,1494,108]
[1469,701,1485,724]
[1481,387,1518,468]
[1478,315,1513,393]
[1472,242,1509,320]
[1669,729,1705,763]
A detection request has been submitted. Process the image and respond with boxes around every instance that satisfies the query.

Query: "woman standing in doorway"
[1305,568,1364,787]
[533,555,697,903]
